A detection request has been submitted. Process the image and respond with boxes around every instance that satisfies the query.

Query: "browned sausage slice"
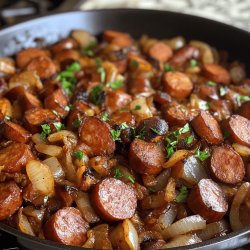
[51,38,78,54]
[187,179,228,223]
[162,72,193,99]
[91,178,137,221]
[16,48,48,69]
[0,181,22,220]
[3,121,31,143]
[21,91,42,111]
[163,102,199,127]
[148,42,173,63]
[225,115,250,147]
[26,56,56,80]
[44,207,89,246]
[210,145,245,184]
[44,88,69,117]
[79,117,115,156]
[54,50,80,64]
[129,139,165,175]
[24,108,59,133]
[0,143,34,173]
[169,45,197,66]
[191,110,223,145]
[103,30,131,42]
[237,101,250,120]
[203,64,231,85]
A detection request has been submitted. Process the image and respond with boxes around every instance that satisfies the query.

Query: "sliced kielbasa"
[26,56,56,80]
[129,139,165,175]
[21,91,42,111]
[109,111,135,127]
[24,108,59,133]
[187,179,228,223]
[103,30,132,45]
[0,143,34,173]
[51,38,78,54]
[44,207,89,246]
[162,72,193,99]
[236,101,250,120]
[210,145,245,184]
[148,42,173,63]
[79,116,115,156]
[54,50,80,64]
[203,64,231,85]
[136,117,168,141]
[3,121,31,143]
[16,48,48,69]
[224,114,250,147]
[169,45,197,66]
[44,88,69,117]
[163,102,199,127]
[0,181,22,220]
[90,178,137,221]
[191,110,223,145]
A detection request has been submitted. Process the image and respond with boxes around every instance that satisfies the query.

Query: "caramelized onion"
[162,215,206,239]
[42,157,65,181]
[158,204,177,230]
[163,150,189,169]
[232,143,250,157]
[17,208,35,236]
[161,234,202,248]
[35,144,62,157]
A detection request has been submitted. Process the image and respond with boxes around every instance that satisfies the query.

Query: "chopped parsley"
[40,124,51,140]
[130,60,139,68]
[101,112,109,122]
[206,102,212,108]
[165,124,190,158]
[185,136,194,145]
[56,62,81,96]
[151,127,161,135]
[223,130,230,139]
[72,117,82,128]
[127,176,135,184]
[134,127,145,140]
[64,104,73,112]
[135,105,141,110]
[82,41,97,57]
[114,168,123,179]
[219,87,227,96]
[190,59,198,67]
[110,122,129,141]
[163,63,173,72]
[89,84,104,105]
[148,187,157,193]
[97,66,106,83]
[73,150,84,160]
[239,95,250,101]
[195,149,210,161]
[120,122,129,130]
[107,80,123,89]
[207,81,217,87]
[53,122,64,131]
[176,186,188,203]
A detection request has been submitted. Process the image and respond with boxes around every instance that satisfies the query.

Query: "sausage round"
[26,56,56,80]
[79,116,115,156]
[16,48,48,69]
[225,114,250,147]
[187,179,228,223]
[90,178,137,221]
[237,101,250,120]
[129,139,165,175]
[0,181,22,220]
[0,143,34,173]
[51,38,78,54]
[162,72,193,99]
[136,117,168,141]
[3,121,31,143]
[203,64,231,85]
[44,207,89,246]
[21,91,42,111]
[148,42,173,63]
[191,110,223,145]
[210,145,245,184]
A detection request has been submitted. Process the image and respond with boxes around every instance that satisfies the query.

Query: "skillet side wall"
[0,9,250,250]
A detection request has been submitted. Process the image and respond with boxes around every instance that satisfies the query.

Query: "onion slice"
[163,150,189,169]
[162,215,206,240]
[42,157,65,182]
[35,144,62,157]
[230,182,250,231]
[26,160,55,196]
[232,143,250,157]
[17,208,35,236]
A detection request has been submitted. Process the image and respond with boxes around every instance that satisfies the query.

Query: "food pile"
[0,29,249,249]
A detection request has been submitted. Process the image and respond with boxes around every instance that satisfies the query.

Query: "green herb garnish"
[239,95,250,101]
[40,124,51,140]
[101,112,109,122]
[56,62,81,96]
[110,123,129,141]
[127,176,135,184]
[82,41,97,57]
[176,186,188,203]
[180,107,186,113]
[73,150,84,160]
[185,136,194,145]
[107,80,123,89]
[97,67,106,83]
[220,87,227,96]
[130,60,139,68]
[134,105,141,110]
[195,149,210,161]
[53,122,64,131]
[151,127,161,135]
[148,187,157,193]
[207,81,217,87]
[190,59,198,67]
[114,168,123,179]
[72,117,82,128]
[163,63,173,72]
[223,130,230,139]
[89,84,104,105]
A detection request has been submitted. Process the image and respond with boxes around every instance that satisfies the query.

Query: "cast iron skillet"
[0,9,250,250]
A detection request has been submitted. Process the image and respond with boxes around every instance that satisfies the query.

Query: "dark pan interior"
[0,9,250,250]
